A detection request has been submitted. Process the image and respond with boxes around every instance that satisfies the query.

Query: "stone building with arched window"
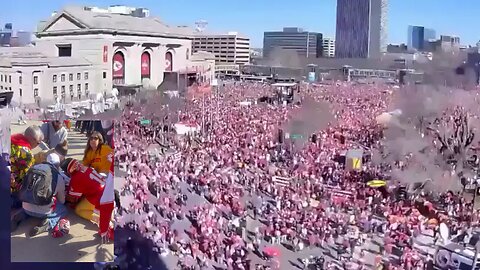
[32,5,215,100]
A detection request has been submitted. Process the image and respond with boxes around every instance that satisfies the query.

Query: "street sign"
[140,119,151,125]
[291,134,303,139]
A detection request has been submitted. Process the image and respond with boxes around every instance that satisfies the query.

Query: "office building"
[424,28,436,41]
[387,44,407,53]
[335,0,388,58]
[1,6,215,106]
[440,35,460,44]
[16,31,32,46]
[0,23,13,46]
[407,26,436,51]
[322,37,335,57]
[192,32,250,65]
[0,47,96,105]
[263,27,323,58]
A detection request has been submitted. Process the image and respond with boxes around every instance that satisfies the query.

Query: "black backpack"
[18,163,59,206]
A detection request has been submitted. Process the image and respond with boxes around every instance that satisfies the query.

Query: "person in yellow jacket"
[82,131,113,175]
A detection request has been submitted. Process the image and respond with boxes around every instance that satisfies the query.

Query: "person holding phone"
[40,120,68,149]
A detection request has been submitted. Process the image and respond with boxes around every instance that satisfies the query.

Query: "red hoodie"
[11,134,32,149]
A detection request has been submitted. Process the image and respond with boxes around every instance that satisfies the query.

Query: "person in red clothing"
[60,158,114,241]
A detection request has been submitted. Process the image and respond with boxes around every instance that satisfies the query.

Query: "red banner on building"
[103,45,108,63]
[165,52,173,71]
[141,52,151,78]
[112,52,125,78]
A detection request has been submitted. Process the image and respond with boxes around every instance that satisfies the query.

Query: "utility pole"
[202,91,205,141]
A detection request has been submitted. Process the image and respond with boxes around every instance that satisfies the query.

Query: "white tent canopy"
[174,122,200,135]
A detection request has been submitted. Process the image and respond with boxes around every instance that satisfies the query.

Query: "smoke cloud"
[284,97,335,147]
[375,50,479,192]
[265,47,301,68]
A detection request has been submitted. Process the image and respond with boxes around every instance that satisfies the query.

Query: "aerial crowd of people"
[113,80,480,270]
[6,78,480,269]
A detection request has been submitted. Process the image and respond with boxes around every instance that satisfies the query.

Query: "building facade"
[0,48,96,105]
[0,23,13,46]
[407,26,436,51]
[386,44,408,53]
[335,0,387,58]
[192,32,250,65]
[2,6,215,106]
[16,31,32,47]
[322,37,335,57]
[263,27,323,58]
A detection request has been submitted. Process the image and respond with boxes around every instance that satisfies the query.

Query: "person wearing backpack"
[13,153,68,236]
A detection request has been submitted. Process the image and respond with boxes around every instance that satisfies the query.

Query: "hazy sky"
[1,0,478,47]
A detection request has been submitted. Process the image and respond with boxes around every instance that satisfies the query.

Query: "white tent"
[174,122,200,135]
[239,101,251,106]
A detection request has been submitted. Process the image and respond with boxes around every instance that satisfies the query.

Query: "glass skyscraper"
[335,0,388,58]
[0,23,13,46]
[408,25,436,51]
[263,27,323,58]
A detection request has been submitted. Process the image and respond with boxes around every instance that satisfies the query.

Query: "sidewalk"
[10,120,114,262]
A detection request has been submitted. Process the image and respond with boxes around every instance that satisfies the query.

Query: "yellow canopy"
[367,180,387,188]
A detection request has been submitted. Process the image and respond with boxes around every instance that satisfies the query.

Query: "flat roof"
[0,47,92,68]
[271,83,297,87]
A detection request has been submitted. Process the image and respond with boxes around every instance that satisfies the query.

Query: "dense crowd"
[114,81,480,270]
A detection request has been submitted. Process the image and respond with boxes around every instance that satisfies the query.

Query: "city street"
[115,168,438,269]
[10,120,114,262]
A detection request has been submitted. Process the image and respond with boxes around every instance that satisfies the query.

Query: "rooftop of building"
[191,31,249,39]
[0,47,92,68]
[190,51,216,61]
[255,52,435,71]
[37,6,197,39]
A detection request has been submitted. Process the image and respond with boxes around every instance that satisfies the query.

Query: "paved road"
[10,120,114,262]
[115,163,439,270]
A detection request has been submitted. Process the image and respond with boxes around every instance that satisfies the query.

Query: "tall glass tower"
[335,0,388,58]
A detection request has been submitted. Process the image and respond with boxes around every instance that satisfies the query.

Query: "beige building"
[3,5,215,106]
[0,47,96,105]
[322,37,335,58]
[192,32,250,65]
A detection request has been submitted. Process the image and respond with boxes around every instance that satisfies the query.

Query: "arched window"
[165,51,173,72]
[141,52,151,78]
[112,51,125,85]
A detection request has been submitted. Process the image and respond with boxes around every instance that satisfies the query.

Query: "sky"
[0,0,478,48]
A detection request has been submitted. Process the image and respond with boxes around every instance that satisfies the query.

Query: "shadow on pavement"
[113,227,169,270]
[11,213,113,262]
